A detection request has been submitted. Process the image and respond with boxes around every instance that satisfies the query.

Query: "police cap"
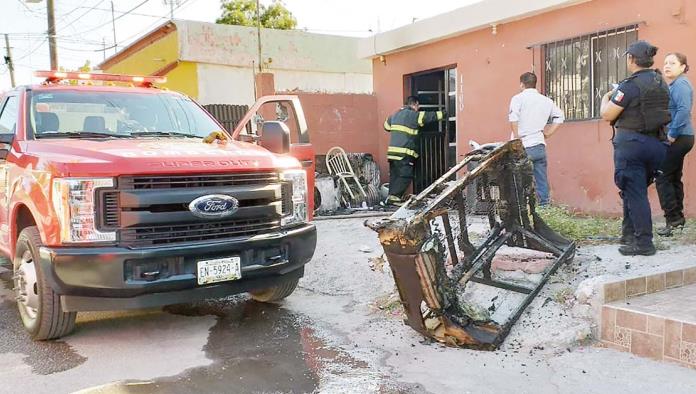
[624,40,658,58]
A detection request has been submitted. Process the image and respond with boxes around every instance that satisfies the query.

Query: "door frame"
[403,64,458,193]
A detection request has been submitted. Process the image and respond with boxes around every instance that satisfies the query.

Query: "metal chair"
[325,146,368,207]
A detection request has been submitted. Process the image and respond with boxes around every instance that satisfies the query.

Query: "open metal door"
[408,67,457,193]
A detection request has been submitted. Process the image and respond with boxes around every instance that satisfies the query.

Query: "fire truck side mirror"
[260,121,290,154]
[0,134,13,160]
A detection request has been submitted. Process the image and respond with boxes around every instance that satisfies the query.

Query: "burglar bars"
[542,24,638,121]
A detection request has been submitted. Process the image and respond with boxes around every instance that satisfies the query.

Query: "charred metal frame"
[367,140,576,349]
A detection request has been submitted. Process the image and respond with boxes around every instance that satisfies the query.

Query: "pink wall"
[256,73,379,157]
[371,0,695,216]
[291,92,378,156]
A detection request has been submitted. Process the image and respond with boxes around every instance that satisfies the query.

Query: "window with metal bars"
[542,25,639,121]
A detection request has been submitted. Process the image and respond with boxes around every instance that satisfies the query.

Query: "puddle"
[80,297,368,393]
[0,269,87,375]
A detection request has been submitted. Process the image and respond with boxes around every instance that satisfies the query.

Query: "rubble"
[366,140,576,350]
[359,246,374,253]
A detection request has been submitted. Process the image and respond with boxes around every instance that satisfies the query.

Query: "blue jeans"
[526,144,550,206]
[613,130,667,248]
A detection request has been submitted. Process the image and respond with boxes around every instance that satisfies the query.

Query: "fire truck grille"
[120,172,280,189]
[120,218,281,247]
[100,172,292,247]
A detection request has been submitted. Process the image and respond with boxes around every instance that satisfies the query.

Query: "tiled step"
[601,283,696,369]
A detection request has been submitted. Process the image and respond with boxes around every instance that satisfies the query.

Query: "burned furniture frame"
[367,140,576,349]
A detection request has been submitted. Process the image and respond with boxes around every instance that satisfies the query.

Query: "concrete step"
[601,282,696,369]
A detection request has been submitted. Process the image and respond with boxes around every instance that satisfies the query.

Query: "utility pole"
[4,34,16,88]
[102,37,106,61]
[46,0,58,70]
[163,0,179,19]
[256,0,262,72]
[110,1,117,53]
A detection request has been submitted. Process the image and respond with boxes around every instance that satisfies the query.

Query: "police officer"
[383,96,445,205]
[600,40,671,256]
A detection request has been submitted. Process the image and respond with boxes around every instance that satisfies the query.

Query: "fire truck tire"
[13,227,76,340]
[249,277,299,303]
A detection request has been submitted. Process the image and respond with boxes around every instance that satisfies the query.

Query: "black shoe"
[671,217,686,227]
[656,226,674,237]
[656,219,685,237]
[620,234,636,245]
[618,244,656,256]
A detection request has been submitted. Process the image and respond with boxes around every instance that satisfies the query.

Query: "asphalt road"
[0,218,695,394]
[0,218,416,394]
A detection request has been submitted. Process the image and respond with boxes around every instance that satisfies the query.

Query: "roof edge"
[357,0,590,59]
[98,20,177,70]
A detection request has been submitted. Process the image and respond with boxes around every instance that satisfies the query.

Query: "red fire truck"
[0,71,316,340]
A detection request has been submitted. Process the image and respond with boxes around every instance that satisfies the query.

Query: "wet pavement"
[1,219,696,394]
[96,299,363,394]
[0,262,390,394]
[0,270,87,375]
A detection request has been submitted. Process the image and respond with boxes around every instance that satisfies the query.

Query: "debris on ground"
[359,246,373,253]
[367,141,576,350]
[368,254,387,272]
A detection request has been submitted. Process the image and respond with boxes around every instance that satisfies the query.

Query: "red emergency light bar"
[34,71,167,86]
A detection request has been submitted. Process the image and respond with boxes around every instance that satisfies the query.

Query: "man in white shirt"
[508,72,565,206]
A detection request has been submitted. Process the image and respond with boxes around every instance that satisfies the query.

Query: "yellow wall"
[159,61,198,98]
[101,30,199,99]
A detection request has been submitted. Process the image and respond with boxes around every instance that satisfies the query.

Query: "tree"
[216,0,297,30]
[58,60,91,73]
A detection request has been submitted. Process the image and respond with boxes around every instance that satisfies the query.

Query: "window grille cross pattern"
[541,25,638,121]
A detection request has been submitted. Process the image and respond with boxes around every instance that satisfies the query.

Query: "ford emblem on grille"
[188,194,239,219]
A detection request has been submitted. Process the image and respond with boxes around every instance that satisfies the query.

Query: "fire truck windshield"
[28,90,223,139]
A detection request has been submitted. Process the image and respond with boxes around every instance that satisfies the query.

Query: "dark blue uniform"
[611,69,669,250]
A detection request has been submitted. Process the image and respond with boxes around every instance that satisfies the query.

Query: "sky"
[0,0,480,90]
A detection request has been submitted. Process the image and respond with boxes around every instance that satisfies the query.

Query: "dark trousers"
[656,135,694,225]
[613,130,667,248]
[388,158,415,199]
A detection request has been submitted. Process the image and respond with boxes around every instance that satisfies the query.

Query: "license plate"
[197,257,241,285]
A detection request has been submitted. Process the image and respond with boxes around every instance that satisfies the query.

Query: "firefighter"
[600,40,671,256]
[383,96,445,206]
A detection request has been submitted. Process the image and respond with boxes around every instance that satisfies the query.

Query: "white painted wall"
[196,64,373,105]
[177,20,371,74]
[274,70,373,94]
[196,64,256,106]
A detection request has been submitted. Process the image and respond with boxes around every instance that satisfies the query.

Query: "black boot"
[618,244,657,256]
[656,218,685,237]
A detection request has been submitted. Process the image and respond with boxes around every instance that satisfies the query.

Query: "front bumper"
[37,224,316,312]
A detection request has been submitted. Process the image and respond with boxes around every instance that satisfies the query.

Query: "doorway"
[405,67,457,193]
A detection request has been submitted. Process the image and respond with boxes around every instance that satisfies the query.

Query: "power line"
[62,0,152,38]
[56,0,100,25]
[15,0,44,16]
[8,0,195,76]
[101,0,194,51]
[60,0,109,32]
[4,35,104,46]
[60,5,167,19]
[14,39,47,62]
[58,44,109,53]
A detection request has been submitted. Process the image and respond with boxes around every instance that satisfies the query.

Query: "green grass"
[536,205,621,244]
[537,205,696,246]
[665,219,696,245]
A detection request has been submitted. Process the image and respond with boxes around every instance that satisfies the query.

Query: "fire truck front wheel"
[13,227,77,340]
[249,277,299,303]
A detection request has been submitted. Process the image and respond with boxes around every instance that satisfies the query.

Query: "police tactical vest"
[614,70,671,137]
